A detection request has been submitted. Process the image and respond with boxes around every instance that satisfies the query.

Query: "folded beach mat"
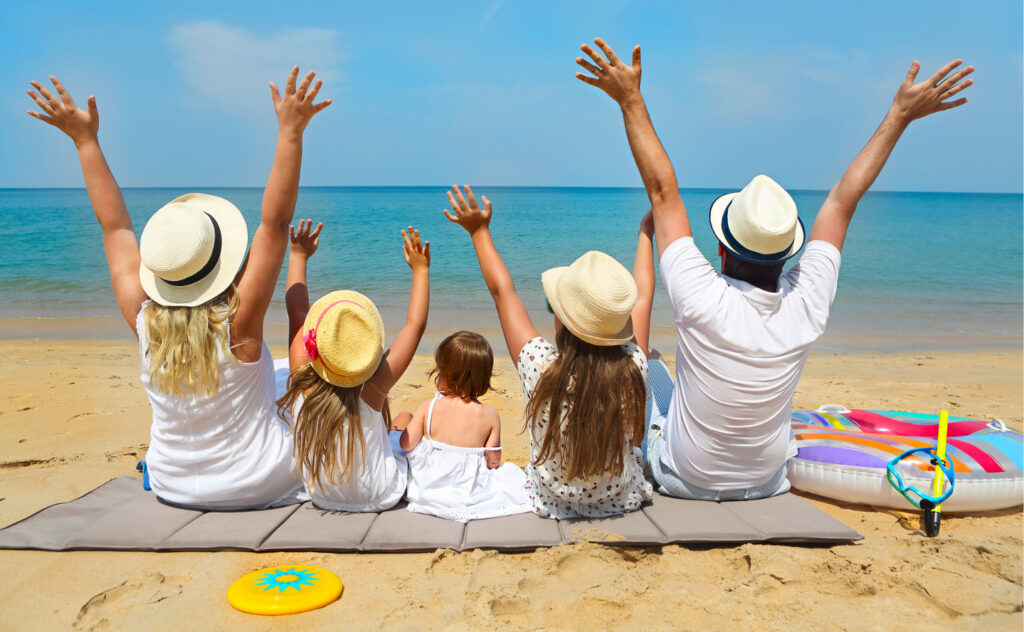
[0,476,860,552]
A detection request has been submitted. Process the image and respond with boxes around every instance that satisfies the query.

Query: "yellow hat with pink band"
[302,290,385,388]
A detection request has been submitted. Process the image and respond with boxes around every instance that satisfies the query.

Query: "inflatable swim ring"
[228,565,342,615]
[789,406,1023,512]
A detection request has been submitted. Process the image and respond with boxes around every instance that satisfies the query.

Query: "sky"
[1,1,1021,192]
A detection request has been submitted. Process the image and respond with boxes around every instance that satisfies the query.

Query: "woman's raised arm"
[231,67,332,360]
[27,77,147,334]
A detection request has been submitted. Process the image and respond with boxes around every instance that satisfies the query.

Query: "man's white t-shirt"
[659,237,841,490]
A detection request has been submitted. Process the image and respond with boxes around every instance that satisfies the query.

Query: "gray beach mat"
[0,476,861,552]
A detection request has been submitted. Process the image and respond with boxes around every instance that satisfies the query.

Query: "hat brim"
[139,193,249,307]
[541,266,634,347]
[709,192,805,265]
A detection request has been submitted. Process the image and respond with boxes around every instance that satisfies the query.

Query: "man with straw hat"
[576,38,973,499]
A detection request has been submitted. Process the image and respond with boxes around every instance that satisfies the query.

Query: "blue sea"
[1,187,1020,353]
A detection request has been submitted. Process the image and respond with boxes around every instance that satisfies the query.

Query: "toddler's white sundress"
[405,394,531,522]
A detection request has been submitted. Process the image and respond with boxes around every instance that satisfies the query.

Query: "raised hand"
[26,76,99,145]
[269,66,332,135]
[402,226,430,271]
[443,185,492,235]
[892,59,974,123]
[575,38,642,104]
[289,219,323,259]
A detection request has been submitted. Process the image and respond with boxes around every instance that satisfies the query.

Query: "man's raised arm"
[576,38,691,256]
[809,59,974,252]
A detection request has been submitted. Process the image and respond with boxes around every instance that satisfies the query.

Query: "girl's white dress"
[405,394,531,522]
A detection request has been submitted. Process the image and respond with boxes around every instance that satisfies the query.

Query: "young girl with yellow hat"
[26,68,330,510]
[444,186,653,518]
[276,220,430,511]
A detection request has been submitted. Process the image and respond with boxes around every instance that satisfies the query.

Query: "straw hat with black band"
[709,174,805,265]
[139,193,249,307]
[541,250,637,347]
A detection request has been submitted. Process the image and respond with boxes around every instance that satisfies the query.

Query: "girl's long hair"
[276,363,391,492]
[525,327,646,481]
[141,286,239,397]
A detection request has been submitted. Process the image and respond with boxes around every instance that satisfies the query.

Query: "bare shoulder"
[478,402,501,430]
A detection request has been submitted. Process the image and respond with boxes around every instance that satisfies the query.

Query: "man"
[576,38,973,500]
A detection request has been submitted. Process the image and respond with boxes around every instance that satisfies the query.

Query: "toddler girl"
[396,331,531,522]
[276,220,430,511]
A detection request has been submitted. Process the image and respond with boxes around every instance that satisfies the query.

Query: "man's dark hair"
[721,251,784,292]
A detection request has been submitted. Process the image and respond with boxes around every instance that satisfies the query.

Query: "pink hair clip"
[303,329,320,362]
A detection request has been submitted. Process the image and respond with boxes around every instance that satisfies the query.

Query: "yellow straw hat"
[302,291,385,388]
[541,250,636,347]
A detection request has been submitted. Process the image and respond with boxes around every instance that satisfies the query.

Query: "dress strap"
[482,446,502,451]
[425,393,442,441]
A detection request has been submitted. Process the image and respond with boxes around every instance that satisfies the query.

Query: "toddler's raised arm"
[363,227,431,412]
[285,219,323,370]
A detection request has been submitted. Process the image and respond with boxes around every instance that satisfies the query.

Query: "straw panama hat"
[541,251,637,347]
[303,290,385,388]
[138,193,249,307]
[709,174,806,265]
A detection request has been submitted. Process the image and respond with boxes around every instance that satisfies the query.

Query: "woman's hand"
[443,185,492,235]
[289,219,323,260]
[270,66,332,136]
[402,226,430,271]
[575,38,642,106]
[640,209,654,237]
[890,59,974,124]
[26,76,99,146]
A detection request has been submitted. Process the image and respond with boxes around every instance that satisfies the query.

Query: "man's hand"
[575,38,642,106]
[26,76,99,146]
[443,185,492,236]
[891,59,974,124]
[270,66,332,136]
[289,219,323,260]
[402,226,430,271]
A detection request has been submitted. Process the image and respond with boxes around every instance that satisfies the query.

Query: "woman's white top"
[138,303,301,510]
[297,396,409,512]
[405,394,531,522]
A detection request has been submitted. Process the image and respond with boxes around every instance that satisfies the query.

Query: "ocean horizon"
[2,186,1020,354]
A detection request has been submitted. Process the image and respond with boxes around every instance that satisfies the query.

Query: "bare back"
[427,396,499,449]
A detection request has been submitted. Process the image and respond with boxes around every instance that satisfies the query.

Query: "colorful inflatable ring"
[228,565,342,615]
[789,406,1023,512]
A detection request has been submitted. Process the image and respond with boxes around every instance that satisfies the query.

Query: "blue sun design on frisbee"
[253,567,320,593]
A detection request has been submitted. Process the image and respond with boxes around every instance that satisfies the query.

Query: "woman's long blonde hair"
[276,364,392,492]
[142,287,239,397]
[525,327,646,481]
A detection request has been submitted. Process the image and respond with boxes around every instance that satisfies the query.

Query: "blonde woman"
[444,185,653,518]
[26,68,331,509]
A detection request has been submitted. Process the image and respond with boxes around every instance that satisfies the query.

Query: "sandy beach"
[0,339,1020,631]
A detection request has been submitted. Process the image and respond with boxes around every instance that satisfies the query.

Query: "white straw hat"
[709,174,805,264]
[302,290,385,388]
[541,251,636,347]
[139,193,249,307]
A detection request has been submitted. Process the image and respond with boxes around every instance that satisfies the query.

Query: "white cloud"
[167,21,341,114]
[480,1,504,27]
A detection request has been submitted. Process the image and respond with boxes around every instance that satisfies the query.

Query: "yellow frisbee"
[227,565,342,615]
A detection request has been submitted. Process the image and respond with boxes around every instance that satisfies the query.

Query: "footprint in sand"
[73,573,191,631]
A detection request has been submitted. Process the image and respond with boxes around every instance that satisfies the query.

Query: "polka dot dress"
[517,336,653,519]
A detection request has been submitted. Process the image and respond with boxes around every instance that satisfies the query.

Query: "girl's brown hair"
[430,331,494,401]
[525,327,646,481]
[276,363,392,492]
[142,286,239,397]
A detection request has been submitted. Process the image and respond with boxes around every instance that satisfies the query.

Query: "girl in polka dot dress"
[443,185,652,519]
